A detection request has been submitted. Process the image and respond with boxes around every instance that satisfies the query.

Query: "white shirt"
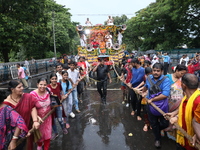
[117,32,123,45]
[67,69,79,90]
[25,60,29,65]
[180,57,188,66]
[151,58,159,66]
[105,35,113,46]
[56,72,62,82]
[80,34,87,47]
[107,19,114,25]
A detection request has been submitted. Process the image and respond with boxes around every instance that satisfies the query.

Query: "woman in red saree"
[3,80,40,150]
[0,90,28,150]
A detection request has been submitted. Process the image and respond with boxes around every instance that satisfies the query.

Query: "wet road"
[0,74,176,150]
[49,85,176,150]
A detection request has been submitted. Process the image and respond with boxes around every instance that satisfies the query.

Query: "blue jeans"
[72,89,79,110]
[62,93,72,123]
[52,106,65,134]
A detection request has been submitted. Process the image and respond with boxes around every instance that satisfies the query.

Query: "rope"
[111,59,200,150]
[16,75,86,146]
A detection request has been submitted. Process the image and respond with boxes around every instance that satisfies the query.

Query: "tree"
[104,15,129,25]
[123,0,200,51]
[0,0,78,62]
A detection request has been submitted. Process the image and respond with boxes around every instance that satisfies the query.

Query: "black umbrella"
[145,50,156,54]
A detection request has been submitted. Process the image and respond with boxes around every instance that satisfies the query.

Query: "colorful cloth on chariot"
[30,91,52,142]
[0,106,28,149]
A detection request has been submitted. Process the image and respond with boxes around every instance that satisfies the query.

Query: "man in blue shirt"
[128,58,145,120]
[143,63,170,148]
[162,53,170,75]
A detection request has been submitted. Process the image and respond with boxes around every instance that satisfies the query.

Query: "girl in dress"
[60,71,73,128]
[30,78,52,150]
[47,73,68,141]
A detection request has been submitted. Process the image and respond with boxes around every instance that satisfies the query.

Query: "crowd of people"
[118,53,200,149]
[0,55,91,150]
[0,52,200,150]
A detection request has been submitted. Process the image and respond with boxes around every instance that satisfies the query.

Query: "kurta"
[30,91,52,142]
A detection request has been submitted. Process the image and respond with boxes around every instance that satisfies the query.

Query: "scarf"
[177,89,200,146]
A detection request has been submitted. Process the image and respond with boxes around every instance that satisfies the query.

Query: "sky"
[56,0,156,25]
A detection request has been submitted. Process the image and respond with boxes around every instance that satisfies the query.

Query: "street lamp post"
[52,11,57,58]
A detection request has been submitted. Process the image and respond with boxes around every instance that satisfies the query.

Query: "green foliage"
[124,0,200,51]
[104,15,129,25]
[0,0,77,62]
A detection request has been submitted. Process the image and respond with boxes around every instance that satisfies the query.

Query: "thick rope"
[111,60,200,150]
[16,75,86,146]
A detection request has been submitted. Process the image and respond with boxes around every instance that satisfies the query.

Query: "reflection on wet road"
[0,74,176,150]
[50,89,176,150]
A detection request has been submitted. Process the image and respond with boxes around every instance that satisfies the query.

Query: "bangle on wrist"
[12,136,19,140]
[33,120,38,122]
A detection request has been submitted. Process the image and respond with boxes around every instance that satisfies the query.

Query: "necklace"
[50,83,57,89]
[10,95,19,103]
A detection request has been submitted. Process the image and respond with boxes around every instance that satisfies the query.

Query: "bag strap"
[46,87,51,95]
[156,76,167,86]
[147,75,154,87]
[147,75,167,86]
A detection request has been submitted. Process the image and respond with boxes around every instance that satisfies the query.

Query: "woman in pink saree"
[30,78,52,150]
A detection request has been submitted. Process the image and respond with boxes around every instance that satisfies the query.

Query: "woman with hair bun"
[3,80,40,150]
[165,64,187,140]
[0,90,28,150]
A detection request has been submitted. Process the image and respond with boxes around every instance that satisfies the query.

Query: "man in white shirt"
[80,34,87,47]
[56,64,63,82]
[24,58,29,66]
[67,61,81,113]
[151,55,159,66]
[107,16,114,25]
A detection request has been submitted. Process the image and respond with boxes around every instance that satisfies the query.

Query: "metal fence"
[0,59,55,82]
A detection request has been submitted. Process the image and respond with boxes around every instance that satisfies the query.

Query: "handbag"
[4,106,14,150]
[46,88,61,107]
[147,76,169,116]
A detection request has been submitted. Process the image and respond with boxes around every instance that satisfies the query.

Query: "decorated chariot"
[77,24,126,65]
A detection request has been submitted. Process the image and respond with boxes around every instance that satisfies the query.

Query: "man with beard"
[142,63,171,148]
[93,58,112,104]
[128,58,145,120]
